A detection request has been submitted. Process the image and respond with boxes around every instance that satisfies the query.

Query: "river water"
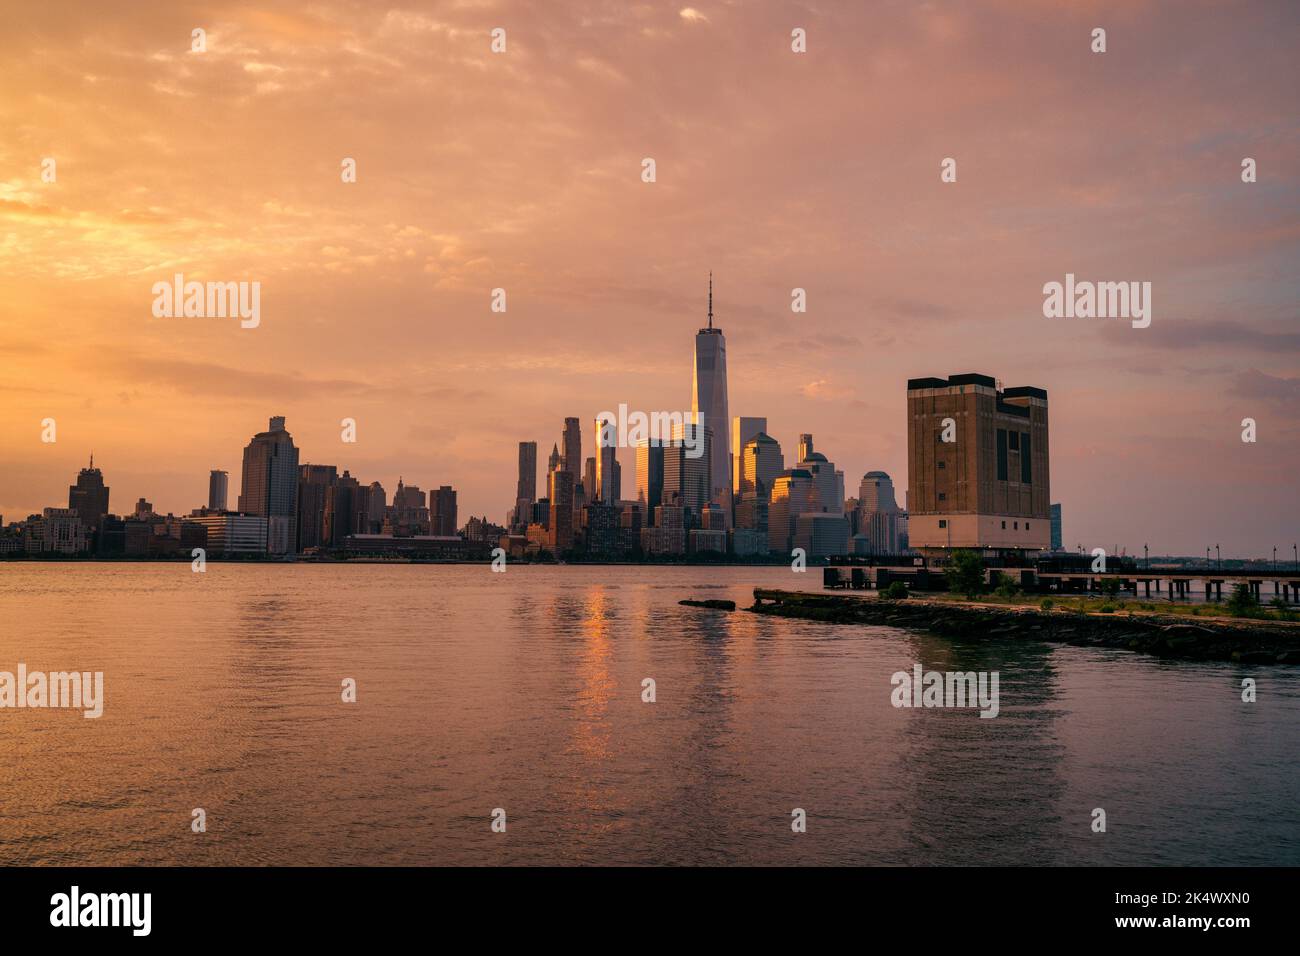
[1,563,1295,865]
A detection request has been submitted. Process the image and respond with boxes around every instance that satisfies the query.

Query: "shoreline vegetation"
[743,589,1300,665]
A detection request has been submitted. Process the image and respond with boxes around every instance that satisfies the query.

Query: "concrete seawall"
[748,589,1300,665]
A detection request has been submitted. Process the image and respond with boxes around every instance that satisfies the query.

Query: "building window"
[1020,433,1032,483]
[1001,521,1006,529]
[938,493,946,501]
[938,520,947,528]
[1026,522,1030,530]
[996,429,1008,481]
[1008,430,1020,451]
[1014,521,1018,530]
[937,460,946,469]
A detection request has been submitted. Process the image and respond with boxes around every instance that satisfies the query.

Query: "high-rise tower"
[238,416,300,553]
[68,454,110,531]
[595,417,618,504]
[517,441,537,503]
[207,469,229,511]
[692,273,730,521]
[561,418,582,479]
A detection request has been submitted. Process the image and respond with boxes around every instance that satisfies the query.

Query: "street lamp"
[1274,546,1277,572]
[1144,543,1149,570]
[1216,544,1220,570]
[1206,546,1210,567]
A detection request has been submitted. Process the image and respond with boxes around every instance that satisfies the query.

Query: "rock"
[1232,650,1275,664]
[1162,624,1215,636]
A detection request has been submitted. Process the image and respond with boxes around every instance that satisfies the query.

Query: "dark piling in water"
[679,598,737,611]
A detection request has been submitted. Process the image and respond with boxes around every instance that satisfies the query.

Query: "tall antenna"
[707,271,713,329]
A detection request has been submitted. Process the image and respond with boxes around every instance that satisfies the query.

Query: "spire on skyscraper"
[707,271,713,329]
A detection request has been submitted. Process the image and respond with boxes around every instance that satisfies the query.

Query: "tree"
[1226,583,1260,617]
[945,549,985,600]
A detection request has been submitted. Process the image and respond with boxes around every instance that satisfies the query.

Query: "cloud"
[1228,369,1300,409]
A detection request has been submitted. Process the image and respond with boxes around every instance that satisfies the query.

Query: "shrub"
[1040,598,1055,611]
[1098,603,1116,614]
[1267,597,1295,620]
[883,581,910,600]
[945,550,986,600]
[1100,578,1121,598]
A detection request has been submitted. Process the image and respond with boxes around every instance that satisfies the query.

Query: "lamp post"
[1216,544,1220,570]
[1274,546,1277,572]
[1206,546,1210,567]
[1144,543,1149,570]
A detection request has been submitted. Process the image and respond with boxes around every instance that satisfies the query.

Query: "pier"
[820,559,1300,604]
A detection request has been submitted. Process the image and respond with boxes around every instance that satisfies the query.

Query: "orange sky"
[1,1,1297,555]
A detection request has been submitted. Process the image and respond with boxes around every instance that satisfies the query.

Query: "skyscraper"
[547,468,574,553]
[692,273,730,518]
[768,468,818,554]
[391,478,426,534]
[857,471,904,555]
[367,481,388,533]
[547,442,561,482]
[516,441,537,504]
[796,433,843,513]
[237,416,300,553]
[583,456,597,509]
[736,432,783,536]
[1050,503,1063,551]
[731,417,767,499]
[907,374,1050,553]
[740,432,783,498]
[208,469,228,511]
[323,470,363,547]
[67,454,110,531]
[595,416,619,504]
[636,439,664,526]
[663,422,712,523]
[514,441,537,530]
[562,418,582,478]
[430,485,458,536]
[296,464,337,551]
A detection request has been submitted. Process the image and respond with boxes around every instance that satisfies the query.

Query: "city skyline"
[1,2,1296,555]
[5,334,1298,560]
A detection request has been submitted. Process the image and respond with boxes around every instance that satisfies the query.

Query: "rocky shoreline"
[746,589,1300,665]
